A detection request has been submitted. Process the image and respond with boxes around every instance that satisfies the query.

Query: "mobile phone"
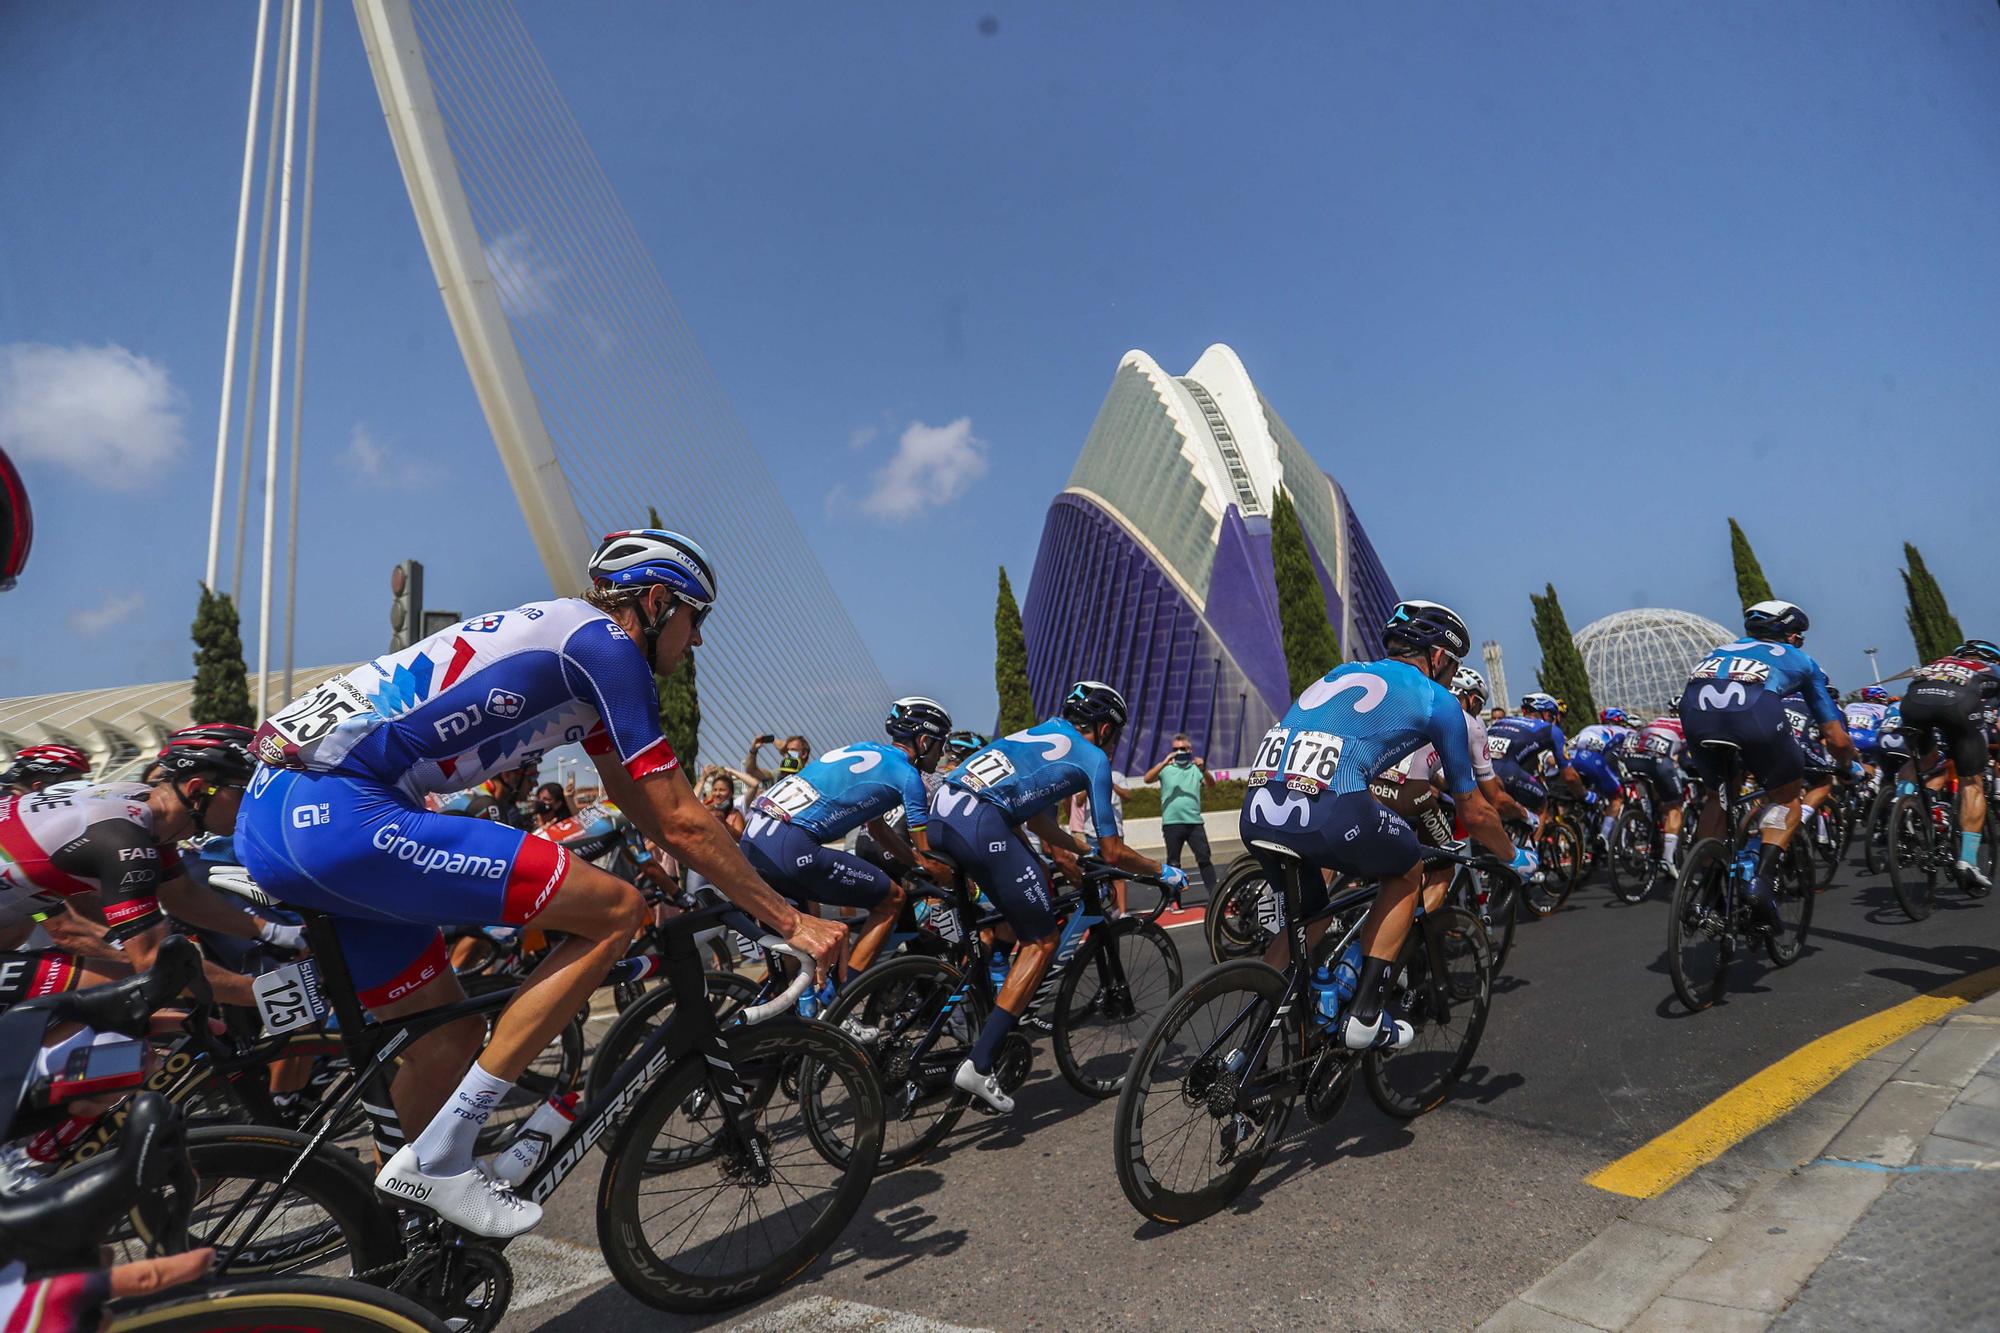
[50,1037,148,1102]
[756,734,776,746]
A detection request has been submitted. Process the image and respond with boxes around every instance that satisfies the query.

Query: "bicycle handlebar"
[739,938,816,1025]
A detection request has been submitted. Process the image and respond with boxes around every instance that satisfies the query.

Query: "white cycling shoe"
[952,1058,1015,1114]
[374,1145,542,1238]
[1956,860,1993,895]
[1340,1012,1415,1052]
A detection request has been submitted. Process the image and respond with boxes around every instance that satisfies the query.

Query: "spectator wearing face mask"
[1143,734,1211,909]
[744,733,812,787]
[531,783,574,829]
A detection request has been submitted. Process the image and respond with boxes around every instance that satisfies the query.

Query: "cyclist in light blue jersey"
[928,681,1189,1113]
[1844,686,1892,767]
[742,697,956,987]
[1677,600,1856,932]
[1241,601,1533,1051]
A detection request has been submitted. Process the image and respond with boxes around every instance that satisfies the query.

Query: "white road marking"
[505,1233,613,1313]
[729,1296,995,1332]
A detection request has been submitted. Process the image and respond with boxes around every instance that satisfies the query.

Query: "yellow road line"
[1587,964,2000,1199]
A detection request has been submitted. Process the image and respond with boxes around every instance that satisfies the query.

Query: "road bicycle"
[1666,740,1815,1012]
[817,855,1181,1170]
[1112,843,1499,1226]
[116,902,882,1326]
[1885,767,1997,921]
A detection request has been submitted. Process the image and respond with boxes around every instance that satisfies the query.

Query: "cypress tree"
[1901,542,1964,664]
[649,504,699,768]
[994,566,1034,736]
[1270,487,1342,696]
[1728,518,1774,610]
[190,584,254,726]
[1530,582,1598,722]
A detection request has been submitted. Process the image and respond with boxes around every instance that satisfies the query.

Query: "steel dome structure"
[1574,608,1732,719]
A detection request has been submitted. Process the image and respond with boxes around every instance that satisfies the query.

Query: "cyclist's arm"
[157,874,264,941]
[592,754,806,939]
[1093,832,1165,878]
[1479,775,1529,821]
[1819,718,1858,766]
[37,905,123,962]
[113,915,256,1007]
[1023,805,1087,857]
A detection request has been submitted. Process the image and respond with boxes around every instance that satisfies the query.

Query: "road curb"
[1480,985,2000,1331]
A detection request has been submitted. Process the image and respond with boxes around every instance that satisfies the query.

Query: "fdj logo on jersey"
[485,688,526,719]
[434,706,482,741]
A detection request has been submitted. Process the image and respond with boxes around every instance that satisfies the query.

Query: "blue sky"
[3,2,1997,732]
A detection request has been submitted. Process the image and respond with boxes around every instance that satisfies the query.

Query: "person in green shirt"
[1143,734,1213,908]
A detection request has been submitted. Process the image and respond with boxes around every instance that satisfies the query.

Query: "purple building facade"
[1020,345,1399,774]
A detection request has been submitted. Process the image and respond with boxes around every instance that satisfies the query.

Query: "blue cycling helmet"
[1860,685,1890,703]
[1522,692,1559,715]
[1599,707,1629,727]
[945,730,987,762]
[589,529,716,606]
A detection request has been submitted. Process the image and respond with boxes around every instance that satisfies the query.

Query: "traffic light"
[389,559,425,651]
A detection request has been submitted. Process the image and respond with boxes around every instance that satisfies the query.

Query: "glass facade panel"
[1067,363,1218,600]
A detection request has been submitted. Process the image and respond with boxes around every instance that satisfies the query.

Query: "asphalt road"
[496,847,2000,1332]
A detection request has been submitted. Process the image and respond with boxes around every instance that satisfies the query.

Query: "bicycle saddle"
[12,935,204,1039]
[0,1092,193,1272]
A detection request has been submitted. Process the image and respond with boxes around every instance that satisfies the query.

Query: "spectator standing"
[1069,770,1136,916]
[1143,734,1211,909]
[744,733,812,787]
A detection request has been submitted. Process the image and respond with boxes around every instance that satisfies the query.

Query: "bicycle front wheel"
[1668,840,1731,1012]
[1887,794,1937,921]
[1364,906,1491,1118]
[585,970,761,1110]
[1054,919,1182,1098]
[109,1277,448,1332]
[1112,959,1296,1227]
[599,1020,882,1313]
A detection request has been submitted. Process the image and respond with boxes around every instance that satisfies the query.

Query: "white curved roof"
[1574,608,1732,718]
[0,665,358,782]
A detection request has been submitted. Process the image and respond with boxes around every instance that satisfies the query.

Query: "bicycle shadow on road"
[1806,922,2000,995]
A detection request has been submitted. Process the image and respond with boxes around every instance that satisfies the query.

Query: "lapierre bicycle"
[1113,843,1499,1226]
[130,902,882,1326]
[819,855,1181,1170]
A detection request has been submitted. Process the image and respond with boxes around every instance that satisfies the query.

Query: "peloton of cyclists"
[1898,638,2000,892]
[1486,693,1581,821]
[1624,701,1690,868]
[1569,708,1637,854]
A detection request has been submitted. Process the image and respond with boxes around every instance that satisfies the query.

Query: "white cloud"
[484,230,562,318]
[345,423,435,489]
[859,417,988,520]
[69,591,144,637]
[847,425,878,451]
[0,342,185,489]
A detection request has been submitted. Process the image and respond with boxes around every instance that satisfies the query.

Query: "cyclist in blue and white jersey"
[1485,694,1580,816]
[1570,708,1637,851]
[1844,685,1892,770]
[1241,602,1533,1052]
[742,697,956,990]
[237,529,845,1238]
[927,682,1189,1113]
[1678,600,1856,932]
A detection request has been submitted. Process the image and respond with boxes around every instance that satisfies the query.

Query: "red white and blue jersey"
[1636,717,1685,762]
[1571,724,1635,756]
[254,599,676,800]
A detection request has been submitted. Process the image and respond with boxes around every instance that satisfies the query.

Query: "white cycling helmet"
[1450,666,1488,704]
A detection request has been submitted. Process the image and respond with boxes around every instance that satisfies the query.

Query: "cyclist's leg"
[742,817,900,976]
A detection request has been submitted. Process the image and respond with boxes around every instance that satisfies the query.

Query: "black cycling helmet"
[1953,639,2000,665]
[1665,698,1681,717]
[885,696,952,743]
[1744,600,1809,640]
[1061,680,1129,731]
[156,724,257,784]
[1383,599,1471,661]
[945,730,987,762]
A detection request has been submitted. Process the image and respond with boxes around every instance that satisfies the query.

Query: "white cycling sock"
[411,1062,513,1177]
[1661,833,1679,862]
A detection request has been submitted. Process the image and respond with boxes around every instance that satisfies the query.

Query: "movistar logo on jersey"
[370,824,507,879]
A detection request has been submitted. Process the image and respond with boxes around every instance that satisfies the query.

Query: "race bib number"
[759,775,821,820]
[928,903,964,944]
[1255,885,1283,935]
[253,960,329,1036]
[1247,726,1289,783]
[1646,733,1674,756]
[958,749,1015,793]
[1487,735,1512,758]
[258,677,374,765]
[1281,730,1344,793]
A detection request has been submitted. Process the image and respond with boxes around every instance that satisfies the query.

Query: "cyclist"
[1486,693,1580,817]
[237,528,845,1238]
[1678,600,1857,931]
[0,726,271,1018]
[1241,601,1534,1051]
[1570,708,1637,852]
[1625,702,1690,866]
[741,697,956,993]
[1781,691,1843,856]
[1899,638,2000,891]
[944,730,988,766]
[2,744,90,795]
[928,682,1189,1113]
[1844,686,1893,773]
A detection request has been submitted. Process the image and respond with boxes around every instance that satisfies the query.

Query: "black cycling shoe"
[1741,879,1784,935]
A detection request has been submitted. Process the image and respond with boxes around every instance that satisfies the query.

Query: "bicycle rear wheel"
[1112,959,1296,1226]
[1205,859,1274,963]
[819,954,981,1170]
[109,1277,449,1333]
[1521,823,1579,917]
[1862,782,1894,875]
[1607,805,1655,904]
[1364,906,1491,1118]
[598,1020,882,1313]
[1668,840,1731,1012]
[1054,919,1181,1097]
[1766,844,1815,966]
[1445,866,1514,974]
[1887,794,1937,921]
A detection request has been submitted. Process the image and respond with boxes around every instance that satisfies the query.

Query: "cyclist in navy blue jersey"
[1485,694,1580,817]
[1678,600,1857,931]
[742,697,957,984]
[1240,601,1533,1052]
[928,682,1189,1113]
